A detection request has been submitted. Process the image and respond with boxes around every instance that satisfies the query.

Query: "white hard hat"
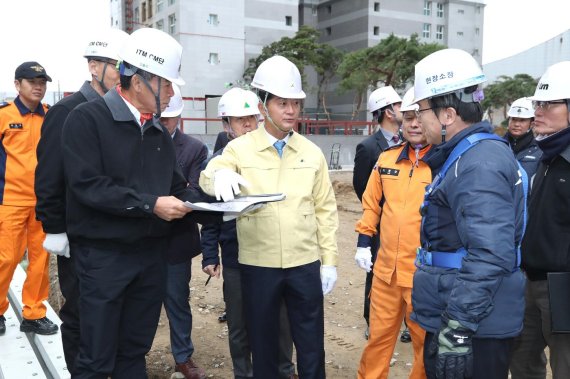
[507,97,534,118]
[531,61,570,101]
[400,87,419,112]
[251,56,306,99]
[218,88,260,117]
[413,48,486,103]
[84,28,129,61]
[118,27,185,85]
[367,86,402,113]
[162,84,184,117]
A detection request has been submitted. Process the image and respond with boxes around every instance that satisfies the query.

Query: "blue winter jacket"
[411,122,526,338]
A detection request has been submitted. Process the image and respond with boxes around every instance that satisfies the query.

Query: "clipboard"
[547,272,570,333]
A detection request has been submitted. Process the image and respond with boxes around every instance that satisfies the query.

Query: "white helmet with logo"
[251,56,305,99]
[84,28,129,61]
[118,27,185,85]
[399,87,418,112]
[531,61,570,101]
[162,84,184,118]
[367,86,402,113]
[218,88,260,117]
[413,48,486,103]
[507,97,534,118]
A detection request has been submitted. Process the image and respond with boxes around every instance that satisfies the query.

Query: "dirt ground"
[45,171,419,378]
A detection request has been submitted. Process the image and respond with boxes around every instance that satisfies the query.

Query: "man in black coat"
[160,85,208,379]
[352,85,403,339]
[34,27,129,374]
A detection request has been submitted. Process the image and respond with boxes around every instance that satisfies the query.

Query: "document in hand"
[184,193,286,217]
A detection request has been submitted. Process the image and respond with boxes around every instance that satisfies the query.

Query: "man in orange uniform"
[0,61,58,335]
[355,87,430,379]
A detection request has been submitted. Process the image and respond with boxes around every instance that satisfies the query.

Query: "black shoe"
[218,311,227,322]
[400,328,411,343]
[20,317,58,335]
[0,315,5,335]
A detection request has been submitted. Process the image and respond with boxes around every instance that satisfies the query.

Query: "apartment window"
[457,31,463,36]
[475,27,480,36]
[436,25,444,40]
[458,9,464,14]
[141,2,147,22]
[156,19,164,30]
[134,7,140,23]
[157,0,163,12]
[436,3,444,17]
[168,13,176,34]
[312,6,317,15]
[423,1,431,16]
[374,2,380,12]
[168,0,175,5]
[476,6,481,14]
[209,13,219,25]
[327,5,332,14]
[285,15,292,26]
[473,49,480,57]
[423,23,431,38]
[208,53,219,65]
[148,0,153,18]
[325,27,332,36]
[373,26,379,35]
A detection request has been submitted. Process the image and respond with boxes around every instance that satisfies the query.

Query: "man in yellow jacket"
[355,87,430,379]
[0,61,57,335]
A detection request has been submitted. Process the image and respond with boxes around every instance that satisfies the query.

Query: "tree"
[337,34,444,119]
[243,26,344,119]
[481,74,537,120]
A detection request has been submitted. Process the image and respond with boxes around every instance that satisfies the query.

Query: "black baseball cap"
[15,61,52,82]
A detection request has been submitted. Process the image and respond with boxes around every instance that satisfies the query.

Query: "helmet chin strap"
[441,124,447,144]
[97,62,110,94]
[137,73,162,118]
[262,92,290,135]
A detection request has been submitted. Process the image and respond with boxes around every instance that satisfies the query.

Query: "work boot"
[20,317,59,335]
[0,315,5,335]
[400,327,411,343]
[174,357,206,379]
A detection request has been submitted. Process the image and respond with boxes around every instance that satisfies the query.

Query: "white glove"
[214,169,250,201]
[321,265,337,295]
[355,247,372,273]
[43,233,70,258]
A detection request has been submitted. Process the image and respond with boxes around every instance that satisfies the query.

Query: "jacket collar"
[14,96,45,116]
[103,87,163,132]
[79,81,101,102]
[251,124,300,154]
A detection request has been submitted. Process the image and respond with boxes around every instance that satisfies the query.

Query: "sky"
[1,0,570,99]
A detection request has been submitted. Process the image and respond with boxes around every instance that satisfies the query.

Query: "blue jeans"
[164,261,194,364]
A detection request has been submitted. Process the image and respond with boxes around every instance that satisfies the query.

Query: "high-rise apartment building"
[111,0,484,130]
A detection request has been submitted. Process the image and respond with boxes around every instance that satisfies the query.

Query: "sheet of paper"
[183,193,286,215]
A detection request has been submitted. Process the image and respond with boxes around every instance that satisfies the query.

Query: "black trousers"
[72,242,166,379]
[364,232,379,325]
[424,331,515,379]
[240,260,325,379]
[57,253,80,375]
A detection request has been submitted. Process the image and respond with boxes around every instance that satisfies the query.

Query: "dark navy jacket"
[61,88,219,249]
[200,148,240,269]
[505,131,542,182]
[411,122,526,338]
[36,81,100,233]
[166,130,208,264]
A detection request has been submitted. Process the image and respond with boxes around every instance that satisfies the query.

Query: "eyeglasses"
[414,107,434,120]
[532,100,566,111]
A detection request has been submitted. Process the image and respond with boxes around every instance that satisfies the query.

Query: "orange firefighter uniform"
[355,142,431,379]
[0,98,50,320]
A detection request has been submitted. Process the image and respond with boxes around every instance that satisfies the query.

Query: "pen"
[205,264,218,286]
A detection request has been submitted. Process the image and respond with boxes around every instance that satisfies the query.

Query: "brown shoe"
[175,358,206,379]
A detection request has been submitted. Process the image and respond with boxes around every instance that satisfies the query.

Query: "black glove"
[431,314,474,379]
